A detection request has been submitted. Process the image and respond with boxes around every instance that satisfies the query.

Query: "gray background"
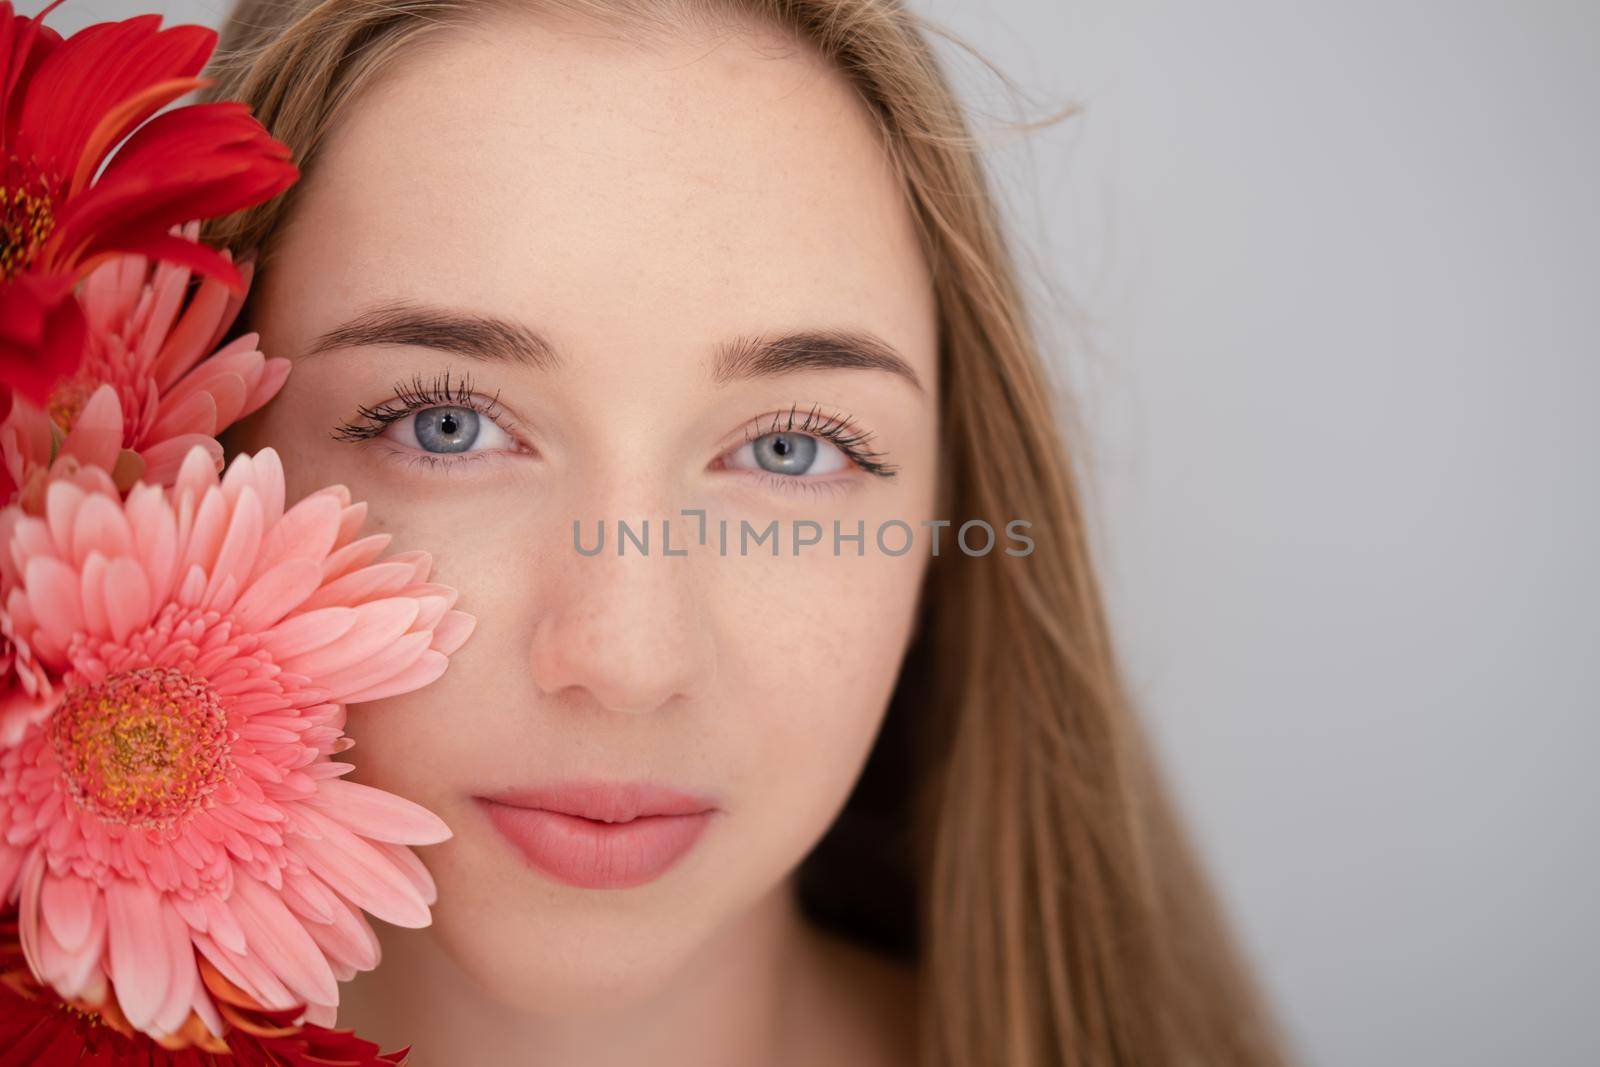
[37,1,1599,1064]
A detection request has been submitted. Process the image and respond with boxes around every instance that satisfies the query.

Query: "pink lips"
[475,782,719,889]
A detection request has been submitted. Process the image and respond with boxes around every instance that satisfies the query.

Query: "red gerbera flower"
[0,911,410,1065]
[0,0,298,408]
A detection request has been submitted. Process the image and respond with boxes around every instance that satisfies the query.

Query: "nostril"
[528,632,715,716]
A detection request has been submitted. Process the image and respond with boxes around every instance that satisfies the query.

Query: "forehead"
[270,12,936,379]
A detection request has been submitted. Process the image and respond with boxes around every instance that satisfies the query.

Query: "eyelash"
[331,374,897,485]
[740,403,898,479]
[331,370,518,448]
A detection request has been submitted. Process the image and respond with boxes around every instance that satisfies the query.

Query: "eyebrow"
[304,302,560,370]
[305,301,924,393]
[711,330,924,394]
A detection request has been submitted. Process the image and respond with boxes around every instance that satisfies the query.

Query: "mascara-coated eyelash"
[331,370,519,448]
[740,403,898,478]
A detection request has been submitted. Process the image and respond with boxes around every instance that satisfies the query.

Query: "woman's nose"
[527,533,716,716]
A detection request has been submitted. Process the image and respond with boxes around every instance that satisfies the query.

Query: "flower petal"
[140,432,222,484]
[59,383,123,471]
[152,902,199,1035]
[252,490,342,582]
[338,649,449,705]
[431,610,476,656]
[23,555,83,659]
[305,779,451,846]
[287,806,432,929]
[39,870,96,953]
[104,878,171,1031]
[232,558,322,632]
[278,597,419,679]
[229,873,339,1008]
[19,15,213,184]
[103,554,153,642]
[314,629,431,702]
[260,606,358,661]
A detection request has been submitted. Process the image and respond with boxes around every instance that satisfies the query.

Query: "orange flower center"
[0,172,55,279]
[50,667,233,828]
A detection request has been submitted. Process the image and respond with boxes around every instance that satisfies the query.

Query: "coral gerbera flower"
[0,1,298,406]
[0,911,410,1064]
[0,446,473,1041]
[21,223,289,488]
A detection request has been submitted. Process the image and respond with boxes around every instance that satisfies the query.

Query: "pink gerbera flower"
[52,223,290,484]
[0,446,474,1042]
[2,225,289,502]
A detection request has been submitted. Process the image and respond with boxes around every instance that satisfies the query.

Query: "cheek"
[716,548,926,858]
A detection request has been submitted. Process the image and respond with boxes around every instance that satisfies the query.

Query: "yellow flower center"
[0,174,55,279]
[50,667,233,828]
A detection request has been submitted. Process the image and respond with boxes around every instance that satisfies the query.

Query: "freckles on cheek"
[739,569,911,760]
[734,602,903,849]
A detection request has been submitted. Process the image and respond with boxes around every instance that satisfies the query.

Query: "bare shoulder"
[793,924,920,1067]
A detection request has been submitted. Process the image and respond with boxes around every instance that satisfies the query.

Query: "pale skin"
[231,11,937,1066]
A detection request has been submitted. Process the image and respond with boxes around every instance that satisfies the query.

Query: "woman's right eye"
[382,404,515,455]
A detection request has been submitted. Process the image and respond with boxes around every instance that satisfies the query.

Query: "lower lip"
[477,800,714,889]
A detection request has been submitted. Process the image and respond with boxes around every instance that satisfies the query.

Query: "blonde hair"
[202,2,1296,1064]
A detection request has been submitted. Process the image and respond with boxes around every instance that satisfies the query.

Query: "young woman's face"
[232,14,938,1011]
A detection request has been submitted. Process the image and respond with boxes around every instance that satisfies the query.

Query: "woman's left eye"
[724,431,850,478]
[383,404,514,454]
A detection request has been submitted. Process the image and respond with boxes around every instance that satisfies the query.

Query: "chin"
[422,889,723,1016]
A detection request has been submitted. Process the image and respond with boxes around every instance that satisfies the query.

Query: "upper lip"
[475,781,719,823]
